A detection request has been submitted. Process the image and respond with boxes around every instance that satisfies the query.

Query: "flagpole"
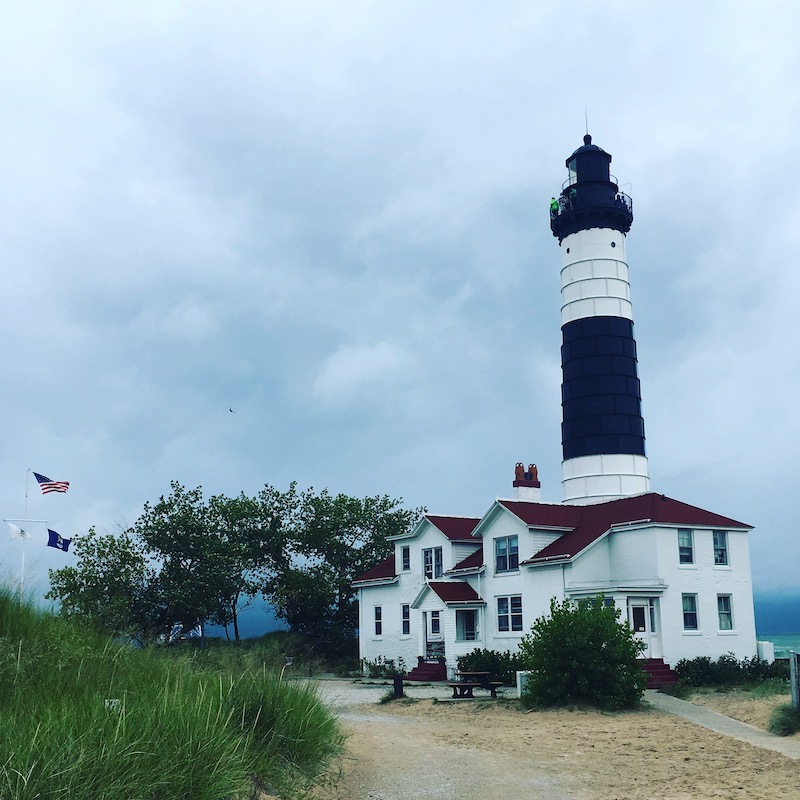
[20,469,30,597]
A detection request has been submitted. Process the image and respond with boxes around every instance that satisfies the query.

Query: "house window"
[401,546,411,571]
[678,529,694,564]
[682,594,698,630]
[713,531,729,566]
[374,606,382,636]
[401,604,410,635]
[423,547,443,579]
[455,609,477,641]
[497,596,523,632]
[430,610,440,634]
[717,594,734,630]
[495,535,519,572]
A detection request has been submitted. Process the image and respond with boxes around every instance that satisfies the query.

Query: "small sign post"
[790,651,799,709]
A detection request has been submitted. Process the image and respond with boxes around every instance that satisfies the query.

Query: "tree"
[206,485,297,640]
[517,596,647,710]
[47,481,418,651]
[266,489,421,654]
[135,482,255,644]
[46,526,162,642]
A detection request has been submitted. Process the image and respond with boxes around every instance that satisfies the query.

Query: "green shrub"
[360,655,407,678]
[768,703,800,736]
[675,653,789,687]
[517,596,647,711]
[456,648,525,686]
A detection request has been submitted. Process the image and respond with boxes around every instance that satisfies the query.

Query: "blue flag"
[47,529,71,552]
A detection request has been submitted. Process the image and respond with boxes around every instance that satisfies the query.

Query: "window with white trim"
[374,606,382,636]
[682,594,698,630]
[717,594,733,630]
[401,546,411,571]
[713,531,729,566]
[455,609,478,641]
[495,535,519,573]
[401,604,410,635]
[430,610,440,634]
[678,529,694,564]
[423,547,443,579]
[497,596,523,632]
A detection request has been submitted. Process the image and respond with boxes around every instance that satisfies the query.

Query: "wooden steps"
[639,658,679,689]
[405,657,447,682]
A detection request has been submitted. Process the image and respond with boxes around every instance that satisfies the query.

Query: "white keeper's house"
[353,135,759,684]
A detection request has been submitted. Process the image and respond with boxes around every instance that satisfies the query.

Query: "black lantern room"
[550,134,633,242]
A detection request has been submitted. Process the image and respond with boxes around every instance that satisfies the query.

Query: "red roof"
[449,546,484,571]
[428,581,484,604]
[426,515,481,540]
[500,493,751,563]
[352,555,396,584]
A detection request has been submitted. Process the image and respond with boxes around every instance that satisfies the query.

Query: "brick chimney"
[513,462,541,502]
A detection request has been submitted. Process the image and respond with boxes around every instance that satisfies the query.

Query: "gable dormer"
[386,514,481,581]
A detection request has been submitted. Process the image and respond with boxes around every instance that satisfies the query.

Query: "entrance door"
[628,598,662,659]
[424,610,444,660]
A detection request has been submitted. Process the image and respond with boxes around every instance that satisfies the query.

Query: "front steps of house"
[639,658,679,689]
[405,657,447,682]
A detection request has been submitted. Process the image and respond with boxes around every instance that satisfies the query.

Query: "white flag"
[7,523,31,540]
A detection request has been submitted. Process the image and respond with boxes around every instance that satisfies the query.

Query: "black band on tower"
[561,316,646,459]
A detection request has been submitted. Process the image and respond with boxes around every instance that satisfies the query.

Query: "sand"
[310,681,799,800]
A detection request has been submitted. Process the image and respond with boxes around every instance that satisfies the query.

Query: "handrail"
[551,190,633,217]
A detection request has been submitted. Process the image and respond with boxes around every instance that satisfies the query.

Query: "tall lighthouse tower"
[550,135,649,505]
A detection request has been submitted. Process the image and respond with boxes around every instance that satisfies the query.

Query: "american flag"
[33,472,70,494]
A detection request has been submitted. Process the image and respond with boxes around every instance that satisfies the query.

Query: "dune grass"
[0,589,344,799]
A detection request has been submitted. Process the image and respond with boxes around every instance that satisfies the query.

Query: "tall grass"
[0,588,343,799]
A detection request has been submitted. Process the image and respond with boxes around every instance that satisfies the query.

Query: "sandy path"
[312,681,800,800]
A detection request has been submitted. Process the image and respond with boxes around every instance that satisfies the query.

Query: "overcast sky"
[2,1,799,603]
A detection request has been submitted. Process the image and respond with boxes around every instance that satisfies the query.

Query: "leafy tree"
[135,482,276,644]
[46,527,162,642]
[206,485,297,640]
[266,489,421,653]
[517,596,647,710]
[47,480,417,652]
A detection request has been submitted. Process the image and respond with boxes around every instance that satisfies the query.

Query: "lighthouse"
[550,135,649,504]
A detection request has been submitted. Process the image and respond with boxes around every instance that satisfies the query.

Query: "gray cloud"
[2,1,798,598]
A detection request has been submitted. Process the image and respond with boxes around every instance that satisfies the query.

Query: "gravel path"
[309,679,800,800]
[312,679,577,800]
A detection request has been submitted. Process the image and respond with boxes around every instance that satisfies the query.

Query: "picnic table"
[447,671,503,699]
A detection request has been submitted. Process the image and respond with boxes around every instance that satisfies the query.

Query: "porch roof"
[428,581,485,605]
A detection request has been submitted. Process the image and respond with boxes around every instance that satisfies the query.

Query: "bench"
[447,682,481,698]
[447,681,505,699]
